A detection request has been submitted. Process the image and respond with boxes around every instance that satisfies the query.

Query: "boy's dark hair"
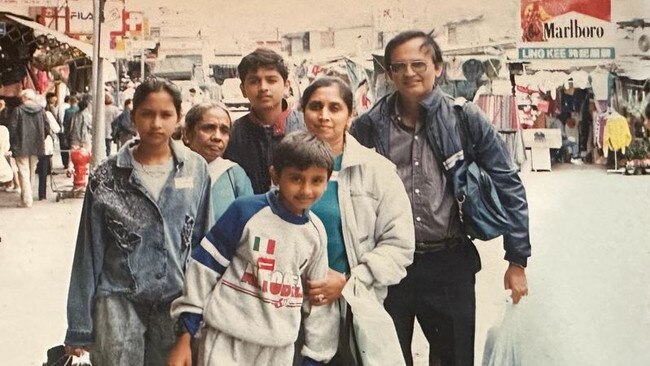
[238,48,289,83]
[272,131,334,178]
[384,30,444,72]
[301,77,353,114]
[132,77,182,117]
[123,98,132,109]
[45,92,57,101]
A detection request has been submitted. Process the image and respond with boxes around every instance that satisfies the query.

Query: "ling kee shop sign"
[518,0,615,60]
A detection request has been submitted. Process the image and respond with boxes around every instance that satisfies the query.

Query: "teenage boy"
[169,131,338,366]
[224,48,305,194]
[351,30,531,366]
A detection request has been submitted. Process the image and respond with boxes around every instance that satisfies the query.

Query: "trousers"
[384,242,481,366]
[36,155,51,200]
[198,327,294,366]
[15,155,38,207]
[91,295,177,366]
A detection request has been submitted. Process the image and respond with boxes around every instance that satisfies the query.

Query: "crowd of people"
[1,30,540,366]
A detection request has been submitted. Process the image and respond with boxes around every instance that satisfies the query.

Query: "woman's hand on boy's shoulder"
[308,269,347,305]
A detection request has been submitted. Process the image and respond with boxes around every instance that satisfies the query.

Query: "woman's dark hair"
[300,77,353,115]
[272,130,334,178]
[384,30,443,72]
[645,101,650,120]
[184,102,232,135]
[132,77,182,117]
[238,48,289,82]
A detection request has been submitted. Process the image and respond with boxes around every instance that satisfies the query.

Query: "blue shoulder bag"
[452,102,510,241]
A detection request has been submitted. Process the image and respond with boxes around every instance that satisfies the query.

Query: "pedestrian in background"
[103,93,120,157]
[351,30,531,366]
[183,101,253,222]
[64,77,212,365]
[61,96,79,171]
[111,98,136,149]
[36,100,61,200]
[8,89,50,208]
[224,48,305,194]
[299,77,414,365]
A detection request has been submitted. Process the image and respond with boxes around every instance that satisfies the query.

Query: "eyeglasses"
[389,61,428,74]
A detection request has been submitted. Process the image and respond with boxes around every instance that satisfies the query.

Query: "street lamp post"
[91,0,106,166]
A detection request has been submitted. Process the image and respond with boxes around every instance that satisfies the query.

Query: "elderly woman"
[302,77,415,365]
[184,102,253,221]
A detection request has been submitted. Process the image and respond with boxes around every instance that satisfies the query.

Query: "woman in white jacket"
[301,77,415,365]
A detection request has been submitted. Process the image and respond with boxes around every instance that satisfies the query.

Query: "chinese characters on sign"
[519,47,615,59]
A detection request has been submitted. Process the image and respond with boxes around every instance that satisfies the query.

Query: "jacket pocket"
[350,190,378,257]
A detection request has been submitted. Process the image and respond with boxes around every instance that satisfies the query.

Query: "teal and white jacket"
[207,157,253,222]
[171,190,338,362]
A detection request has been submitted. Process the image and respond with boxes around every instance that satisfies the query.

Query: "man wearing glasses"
[351,30,531,366]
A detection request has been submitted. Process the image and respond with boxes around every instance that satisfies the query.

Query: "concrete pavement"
[1,163,649,365]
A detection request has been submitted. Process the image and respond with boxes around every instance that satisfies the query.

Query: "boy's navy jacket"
[224,106,304,194]
[351,88,531,266]
[65,140,212,346]
[171,190,338,363]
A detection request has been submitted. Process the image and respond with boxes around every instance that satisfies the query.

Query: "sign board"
[67,0,124,35]
[521,128,562,149]
[518,0,615,60]
[0,0,62,5]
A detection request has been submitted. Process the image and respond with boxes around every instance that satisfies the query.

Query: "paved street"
[1,162,649,365]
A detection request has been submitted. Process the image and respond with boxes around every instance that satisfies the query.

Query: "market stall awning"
[152,57,194,80]
[6,14,112,60]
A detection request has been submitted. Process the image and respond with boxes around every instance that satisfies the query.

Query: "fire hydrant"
[70,147,91,190]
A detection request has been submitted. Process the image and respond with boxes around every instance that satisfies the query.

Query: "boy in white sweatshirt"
[169,131,338,366]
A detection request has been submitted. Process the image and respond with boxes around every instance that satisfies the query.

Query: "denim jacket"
[65,140,212,346]
[351,88,531,266]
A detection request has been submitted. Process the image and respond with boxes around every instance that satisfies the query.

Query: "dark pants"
[384,242,481,366]
[106,138,113,157]
[58,133,69,169]
[36,155,51,200]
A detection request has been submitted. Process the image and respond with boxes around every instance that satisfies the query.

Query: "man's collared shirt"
[388,93,462,246]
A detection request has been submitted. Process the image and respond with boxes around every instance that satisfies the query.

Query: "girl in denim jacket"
[64,78,212,365]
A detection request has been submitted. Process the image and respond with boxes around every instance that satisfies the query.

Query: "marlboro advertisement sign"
[519,0,615,60]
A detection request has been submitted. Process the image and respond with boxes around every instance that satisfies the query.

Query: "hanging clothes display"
[498,130,526,169]
[603,112,631,157]
[589,68,611,101]
[475,95,520,131]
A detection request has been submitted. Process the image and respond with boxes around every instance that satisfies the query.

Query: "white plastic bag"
[482,293,525,366]
[342,274,405,366]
